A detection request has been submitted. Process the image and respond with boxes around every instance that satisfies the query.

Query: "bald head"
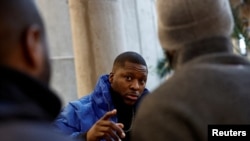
[0,0,51,84]
[0,0,45,50]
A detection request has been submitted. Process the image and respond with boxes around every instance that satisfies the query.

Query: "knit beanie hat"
[157,0,234,51]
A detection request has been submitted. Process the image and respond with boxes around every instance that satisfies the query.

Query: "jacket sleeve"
[53,103,83,138]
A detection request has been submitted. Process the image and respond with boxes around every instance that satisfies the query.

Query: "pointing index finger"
[101,109,117,120]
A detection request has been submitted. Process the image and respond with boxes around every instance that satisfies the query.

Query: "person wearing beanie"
[131,0,250,141]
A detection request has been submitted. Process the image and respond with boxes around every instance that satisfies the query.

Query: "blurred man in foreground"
[0,1,74,141]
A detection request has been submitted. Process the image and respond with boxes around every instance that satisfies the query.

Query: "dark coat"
[0,66,74,141]
[132,37,250,141]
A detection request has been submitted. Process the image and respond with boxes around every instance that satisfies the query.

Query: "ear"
[22,25,43,70]
[109,72,114,83]
[165,49,177,69]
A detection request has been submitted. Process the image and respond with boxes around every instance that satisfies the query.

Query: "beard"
[38,41,51,85]
[40,56,51,85]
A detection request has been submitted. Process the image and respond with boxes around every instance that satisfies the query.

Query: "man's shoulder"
[0,121,77,141]
[64,94,93,113]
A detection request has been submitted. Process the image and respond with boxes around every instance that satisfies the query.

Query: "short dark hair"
[113,51,147,70]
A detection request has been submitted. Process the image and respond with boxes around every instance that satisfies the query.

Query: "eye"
[140,79,146,85]
[125,76,132,81]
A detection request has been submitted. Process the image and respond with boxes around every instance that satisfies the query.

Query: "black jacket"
[0,66,74,141]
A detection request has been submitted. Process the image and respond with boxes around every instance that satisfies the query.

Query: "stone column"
[68,0,126,97]
[36,0,78,105]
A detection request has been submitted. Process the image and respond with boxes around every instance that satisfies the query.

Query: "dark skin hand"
[86,109,126,141]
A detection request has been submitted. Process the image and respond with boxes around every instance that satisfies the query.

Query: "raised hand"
[86,109,126,141]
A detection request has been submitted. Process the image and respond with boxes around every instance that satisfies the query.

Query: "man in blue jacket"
[54,51,149,141]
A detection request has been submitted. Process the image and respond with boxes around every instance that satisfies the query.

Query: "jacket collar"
[0,66,62,122]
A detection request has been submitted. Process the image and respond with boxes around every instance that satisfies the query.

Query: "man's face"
[109,61,148,106]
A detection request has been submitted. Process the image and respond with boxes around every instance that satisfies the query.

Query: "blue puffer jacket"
[53,74,149,137]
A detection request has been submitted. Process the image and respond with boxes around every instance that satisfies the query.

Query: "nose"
[130,80,140,90]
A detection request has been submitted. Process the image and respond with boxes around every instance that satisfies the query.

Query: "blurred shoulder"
[0,121,78,141]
